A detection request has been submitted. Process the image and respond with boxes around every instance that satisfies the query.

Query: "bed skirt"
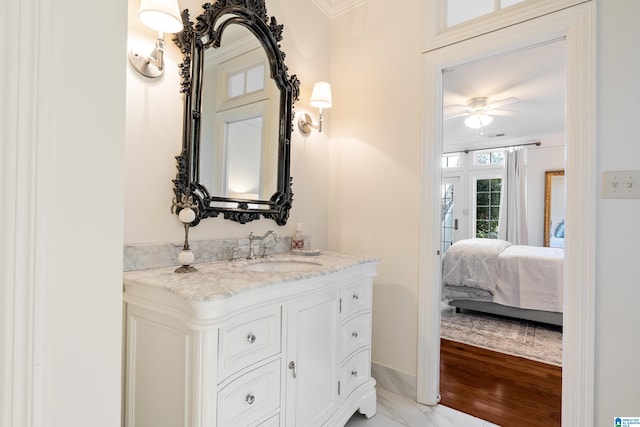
[448,299,563,326]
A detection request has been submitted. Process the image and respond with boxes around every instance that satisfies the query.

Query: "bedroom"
[439,39,567,328]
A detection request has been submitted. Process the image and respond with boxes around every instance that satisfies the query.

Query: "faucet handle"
[261,244,272,258]
[247,233,257,260]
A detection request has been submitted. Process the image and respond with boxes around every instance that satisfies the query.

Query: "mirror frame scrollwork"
[172,0,300,226]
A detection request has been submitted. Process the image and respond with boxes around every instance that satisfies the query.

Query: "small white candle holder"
[171,195,199,273]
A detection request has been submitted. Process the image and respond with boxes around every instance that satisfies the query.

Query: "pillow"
[449,238,512,255]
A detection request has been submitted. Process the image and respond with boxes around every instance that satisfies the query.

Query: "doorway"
[416,4,596,425]
[437,39,566,423]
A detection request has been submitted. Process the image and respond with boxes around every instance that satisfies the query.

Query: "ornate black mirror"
[173,0,300,226]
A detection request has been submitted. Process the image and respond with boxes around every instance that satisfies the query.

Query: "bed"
[441,238,564,326]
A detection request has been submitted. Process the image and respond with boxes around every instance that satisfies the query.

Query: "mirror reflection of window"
[227,63,265,99]
[198,24,278,201]
[226,117,263,199]
[246,64,265,93]
[227,72,245,98]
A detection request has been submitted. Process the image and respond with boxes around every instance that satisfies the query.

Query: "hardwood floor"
[439,338,562,427]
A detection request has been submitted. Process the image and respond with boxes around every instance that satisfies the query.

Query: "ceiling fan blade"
[487,109,519,117]
[487,97,519,110]
[444,112,472,120]
[443,105,470,119]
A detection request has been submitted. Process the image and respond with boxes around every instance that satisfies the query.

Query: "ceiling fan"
[443,96,520,129]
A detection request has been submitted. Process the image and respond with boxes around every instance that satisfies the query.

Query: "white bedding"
[442,238,512,294]
[442,238,564,313]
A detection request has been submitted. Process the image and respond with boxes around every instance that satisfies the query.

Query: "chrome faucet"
[247,231,278,259]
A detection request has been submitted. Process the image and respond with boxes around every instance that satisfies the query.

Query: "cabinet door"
[285,290,340,427]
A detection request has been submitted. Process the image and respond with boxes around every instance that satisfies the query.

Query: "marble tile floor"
[345,388,500,427]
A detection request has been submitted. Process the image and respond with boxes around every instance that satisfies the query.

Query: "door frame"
[416,3,596,426]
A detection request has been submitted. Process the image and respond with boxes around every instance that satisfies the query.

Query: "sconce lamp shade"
[464,113,493,129]
[310,82,332,109]
[139,0,183,34]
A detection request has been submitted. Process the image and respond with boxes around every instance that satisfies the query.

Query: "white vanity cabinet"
[123,254,378,427]
[284,289,340,426]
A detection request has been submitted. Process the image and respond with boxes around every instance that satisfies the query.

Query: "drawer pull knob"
[351,370,358,377]
[246,333,256,344]
[245,394,255,405]
[352,331,359,339]
[288,361,297,379]
[352,293,359,300]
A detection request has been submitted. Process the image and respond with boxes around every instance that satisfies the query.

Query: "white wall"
[595,0,640,423]
[1,0,127,426]
[43,2,127,420]
[329,0,423,375]
[124,0,333,249]
[525,133,565,246]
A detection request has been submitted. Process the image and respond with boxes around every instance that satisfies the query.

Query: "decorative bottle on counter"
[292,223,304,249]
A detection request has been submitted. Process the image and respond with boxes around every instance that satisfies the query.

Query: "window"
[475,177,501,238]
[442,153,461,169]
[474,149,504,166]
[446,0,527,27]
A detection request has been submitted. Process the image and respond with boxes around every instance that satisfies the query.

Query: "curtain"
[498,146,528,244]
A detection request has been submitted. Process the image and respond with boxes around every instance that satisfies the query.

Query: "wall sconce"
[129,0,183,79]
[298,82,332,134]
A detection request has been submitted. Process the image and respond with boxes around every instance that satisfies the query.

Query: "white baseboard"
[371,362,417,402]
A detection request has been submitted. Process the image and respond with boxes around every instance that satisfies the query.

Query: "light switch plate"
[602,170,640,199]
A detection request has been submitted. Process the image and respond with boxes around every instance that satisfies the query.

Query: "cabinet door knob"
[352,293,359,300]
[245,394,255,405]
[351,370,358,377]
[246,333,256,344]
[288,361,297,379]
[352,331,359,339]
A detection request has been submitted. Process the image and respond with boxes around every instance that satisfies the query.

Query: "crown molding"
[312,0,369,17]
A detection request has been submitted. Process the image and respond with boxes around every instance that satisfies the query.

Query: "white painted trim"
[422,0,589,52]
[560,5,596,424]
[312,0,369,17]
[0,0,47,426]
[417,4,596,425]
[417,52,444,405]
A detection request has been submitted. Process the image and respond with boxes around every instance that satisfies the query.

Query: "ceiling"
[442,39,566,152]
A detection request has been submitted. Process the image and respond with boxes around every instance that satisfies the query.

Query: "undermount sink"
[243,260,322,272]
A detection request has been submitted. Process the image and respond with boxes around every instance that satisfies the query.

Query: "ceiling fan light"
[465,113,493,129]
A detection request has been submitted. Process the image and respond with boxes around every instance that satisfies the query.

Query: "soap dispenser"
[292,223,304,249]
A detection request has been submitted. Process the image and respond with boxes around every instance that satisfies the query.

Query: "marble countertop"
[123,251,379,302]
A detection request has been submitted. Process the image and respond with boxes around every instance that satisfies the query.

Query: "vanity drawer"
[218,307,282,381]
[341,312,371,360]
[340,350,370,400]
[341,279,371,319]
[257,413,279,427]
[217,360,281,427]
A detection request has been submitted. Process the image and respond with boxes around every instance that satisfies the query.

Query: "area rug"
[440,307,563,366]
